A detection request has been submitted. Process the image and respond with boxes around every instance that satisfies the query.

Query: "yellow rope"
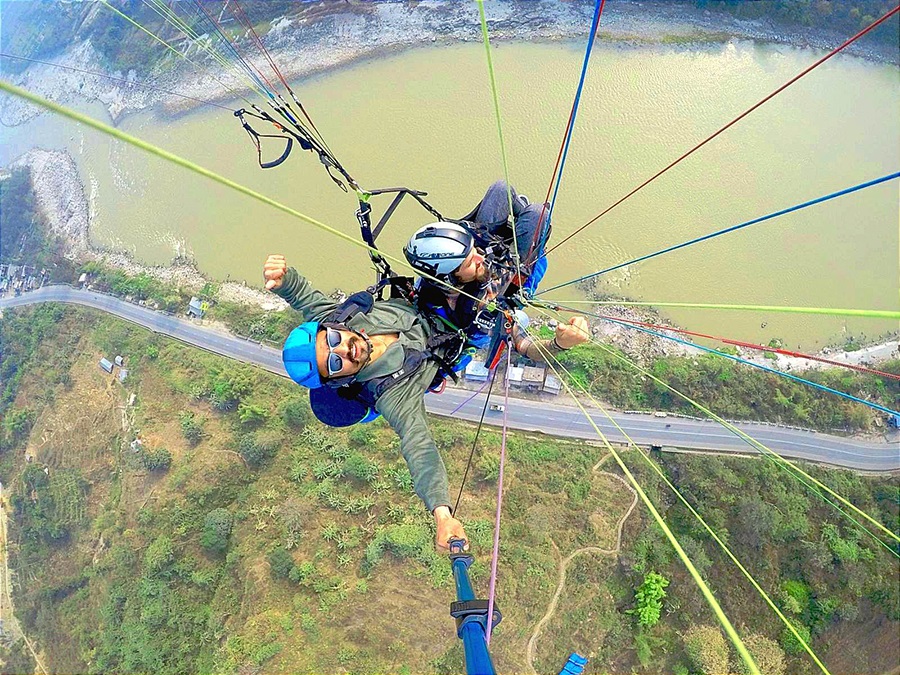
[527,337,761,675]
[530,331,831,674]
[475,0,522,283]
[0,79,487,308]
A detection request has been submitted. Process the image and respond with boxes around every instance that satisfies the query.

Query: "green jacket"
[274,268,451,512]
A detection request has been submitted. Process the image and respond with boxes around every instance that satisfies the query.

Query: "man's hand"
[555,315,590,349]
[264,254,287,291]
[433,505,469,553]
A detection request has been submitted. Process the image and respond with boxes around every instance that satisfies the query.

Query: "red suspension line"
[581,309,900,381]
[544,5,900,258]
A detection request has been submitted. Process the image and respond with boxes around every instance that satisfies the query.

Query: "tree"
[279,396,311,429]
[630,572,670,628]
[735,634,786,675]
[140,447,172,472]
[780,618,812,656]
[200,508,233,553]
[178,411,205,446]
[268,546,295,580]
[144,536,174,576]
[2,407,33,444]
[683,625,729,675]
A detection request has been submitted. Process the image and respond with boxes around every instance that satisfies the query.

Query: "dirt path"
[525,456,639,674]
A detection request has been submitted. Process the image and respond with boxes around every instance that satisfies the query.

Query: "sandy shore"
[3,1,897,367]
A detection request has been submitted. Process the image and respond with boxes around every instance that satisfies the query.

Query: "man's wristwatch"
[548,337,566,353]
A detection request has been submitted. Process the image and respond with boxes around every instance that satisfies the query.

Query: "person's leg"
[513,202,551,263]
[473,180,522,228]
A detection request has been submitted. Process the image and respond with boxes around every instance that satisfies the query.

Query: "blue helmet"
[283,321,322,389]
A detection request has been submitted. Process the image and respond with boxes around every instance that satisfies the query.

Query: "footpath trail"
[525,455,639,674]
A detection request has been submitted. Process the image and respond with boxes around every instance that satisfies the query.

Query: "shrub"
[268,547,295,580]
[279,396,311,429]
[239,430,281,467]
[683,625,728,675]
[141,447,172,472]
[343,453,379,483]
[780,579,810,616]
[200,508,233,553]
[477,452,501,482]
[144,536,174,576]
[735,633,786,675]
[238,402,268,428]
[348,425,374,447]
[780,618,812,656]
[630,572,669,628]
[178,411,205,446]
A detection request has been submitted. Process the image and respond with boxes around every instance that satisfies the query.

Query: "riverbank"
[2,2,897,368]
[1,1,896,126]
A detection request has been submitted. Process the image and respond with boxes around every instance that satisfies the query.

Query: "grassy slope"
[0,305,896,674]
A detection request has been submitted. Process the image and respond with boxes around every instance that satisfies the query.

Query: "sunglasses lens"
[328,352,344,375]
[326,327,342,349]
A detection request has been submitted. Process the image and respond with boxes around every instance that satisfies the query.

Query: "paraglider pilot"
[264,253,588,553]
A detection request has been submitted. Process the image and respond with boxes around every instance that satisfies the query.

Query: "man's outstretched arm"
[376,384,469,553]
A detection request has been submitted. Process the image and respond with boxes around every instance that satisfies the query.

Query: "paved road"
[3,286,898,472]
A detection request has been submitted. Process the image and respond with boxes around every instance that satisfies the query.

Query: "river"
[2,41,898,351]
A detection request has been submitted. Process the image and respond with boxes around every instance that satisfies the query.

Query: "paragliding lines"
[532,303,900,380]
[554,305,899,416]
[0,79,490,310]
[542,4,900,260]
[0,52,234,111]
[453,367,500,516]
[534,0,606,257]
[537,171,900,295]
[524,336,763,675]
[529,336,833,675]
[476,0,523,284]
[528,302,900,551]
[537,300,900,321]
[525,0,607,265]
[485,349,513,646]
[96,0,257,107]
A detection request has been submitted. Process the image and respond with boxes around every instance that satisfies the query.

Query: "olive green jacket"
[274,268,451,512]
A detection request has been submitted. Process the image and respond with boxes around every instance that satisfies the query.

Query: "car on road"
[489,403,505,413]
[653,411,668,418]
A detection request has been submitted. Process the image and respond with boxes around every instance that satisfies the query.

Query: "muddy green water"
[2,41,898,350]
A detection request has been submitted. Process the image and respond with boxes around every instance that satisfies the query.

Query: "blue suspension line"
[546,0,604,222]
[537,171,900,295]
[579,310,900,417]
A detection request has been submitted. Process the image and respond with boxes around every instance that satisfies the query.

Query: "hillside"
[0,304,896,674]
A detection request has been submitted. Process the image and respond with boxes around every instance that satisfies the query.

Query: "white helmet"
[404,222,475,280]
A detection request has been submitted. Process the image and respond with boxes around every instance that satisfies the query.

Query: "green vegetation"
[0,168,63,269]
[0,305,896,674]
[630,572,670,628]
[700,0,899,45]
[683,625,729,674]
[201,508,234,553]
[558,343,899,431]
